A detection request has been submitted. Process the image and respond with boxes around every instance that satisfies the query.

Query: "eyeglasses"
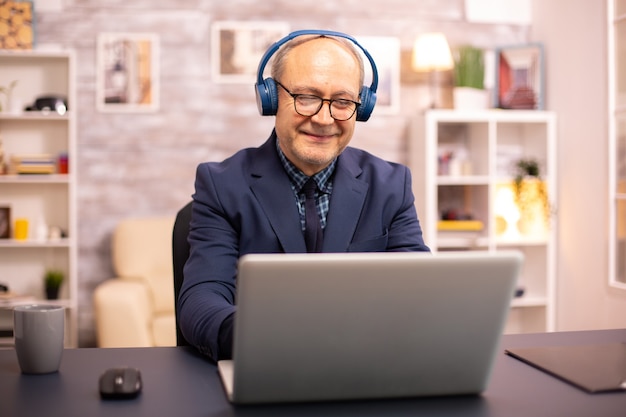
[275,80,360,121]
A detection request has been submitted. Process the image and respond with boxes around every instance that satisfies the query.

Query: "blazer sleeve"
[177,162,239,361]
[386,165,430,252]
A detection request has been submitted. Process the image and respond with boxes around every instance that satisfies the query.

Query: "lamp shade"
[412,33,454,72]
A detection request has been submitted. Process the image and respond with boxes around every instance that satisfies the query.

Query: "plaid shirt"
[276,140,335,231]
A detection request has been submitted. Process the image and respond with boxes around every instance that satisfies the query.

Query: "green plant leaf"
[454,46,484,89]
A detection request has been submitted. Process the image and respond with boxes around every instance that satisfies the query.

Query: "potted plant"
[453,46,488,109]
[513,158,550,236]
[44,269,64,300]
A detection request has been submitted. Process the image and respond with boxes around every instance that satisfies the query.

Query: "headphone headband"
[254,29,378,122]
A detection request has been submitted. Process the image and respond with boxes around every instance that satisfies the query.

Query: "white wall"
[532,0,626,330]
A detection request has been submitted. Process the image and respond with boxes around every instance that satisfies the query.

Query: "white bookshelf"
[0,50,78,347]
[410,109,557,333]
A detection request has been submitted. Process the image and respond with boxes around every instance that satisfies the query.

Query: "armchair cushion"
[94,216,177,347]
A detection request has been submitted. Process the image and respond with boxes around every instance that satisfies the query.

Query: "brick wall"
[34,0,529,346]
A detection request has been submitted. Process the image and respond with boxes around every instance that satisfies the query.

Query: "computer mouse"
[99,367,142,399]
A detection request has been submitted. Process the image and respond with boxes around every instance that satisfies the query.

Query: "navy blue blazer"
[178,132,430,359]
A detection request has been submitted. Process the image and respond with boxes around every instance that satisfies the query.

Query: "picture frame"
[211,21,290,84]
[0,1,34,49]
[0,206,10,239]
[494,43,544,110]
[356,36,401,115]
[96,33,160,112]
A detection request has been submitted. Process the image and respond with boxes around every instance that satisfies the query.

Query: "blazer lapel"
[322,150,368,252]
[249,134,308,253]
[248,136,369,253]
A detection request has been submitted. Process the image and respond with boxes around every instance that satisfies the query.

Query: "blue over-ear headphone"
[255,29,378,122]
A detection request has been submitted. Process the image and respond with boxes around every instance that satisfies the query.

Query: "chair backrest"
[113,217,175,315]
[172,201,193,346]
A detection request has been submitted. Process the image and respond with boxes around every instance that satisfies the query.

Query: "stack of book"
[437,220,484,240]
[9,154,56,174]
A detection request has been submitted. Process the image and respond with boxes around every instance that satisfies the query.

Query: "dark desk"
[1,329,625,417]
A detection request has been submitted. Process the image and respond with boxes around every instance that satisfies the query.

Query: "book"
[9,154,56,174]
[437,220,484,231]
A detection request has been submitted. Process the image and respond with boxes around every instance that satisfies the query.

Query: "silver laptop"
[218,250,523,404]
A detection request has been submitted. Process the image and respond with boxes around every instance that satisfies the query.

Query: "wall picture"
[97,33,160,112]
[357,36,401,115]
[211,21,289,84]
[495,43,544,110]
[0,1,34,49]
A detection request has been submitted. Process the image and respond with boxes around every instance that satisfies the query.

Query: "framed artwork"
[356,36,401,115]
[211,21,290,84]
[96,33,160,112]
[0,1,34,49]
[495,43,544,110]
[0,206,10,239]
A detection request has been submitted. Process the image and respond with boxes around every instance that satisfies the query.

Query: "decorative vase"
[453,87,489,110]
[515,178,549,238]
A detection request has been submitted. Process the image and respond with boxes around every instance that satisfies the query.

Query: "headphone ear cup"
[255,78,279,116]
[356,87,377,122]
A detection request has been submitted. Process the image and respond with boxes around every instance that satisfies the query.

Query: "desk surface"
[1,329,625,417]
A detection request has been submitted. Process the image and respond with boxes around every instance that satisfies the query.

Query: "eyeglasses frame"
[274,80,361,121]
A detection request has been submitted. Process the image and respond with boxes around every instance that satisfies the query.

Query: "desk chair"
[172,201,193,346]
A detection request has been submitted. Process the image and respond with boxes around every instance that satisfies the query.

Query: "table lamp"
[412,32,454,108]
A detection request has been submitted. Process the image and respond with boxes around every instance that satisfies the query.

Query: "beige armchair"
[93,216,177,347]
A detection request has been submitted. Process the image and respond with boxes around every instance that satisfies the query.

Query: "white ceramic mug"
[13,305,65,374]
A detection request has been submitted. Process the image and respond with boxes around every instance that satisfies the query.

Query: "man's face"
[274,38,361,176]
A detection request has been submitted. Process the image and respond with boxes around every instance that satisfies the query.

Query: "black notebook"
[506,343,626,393]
